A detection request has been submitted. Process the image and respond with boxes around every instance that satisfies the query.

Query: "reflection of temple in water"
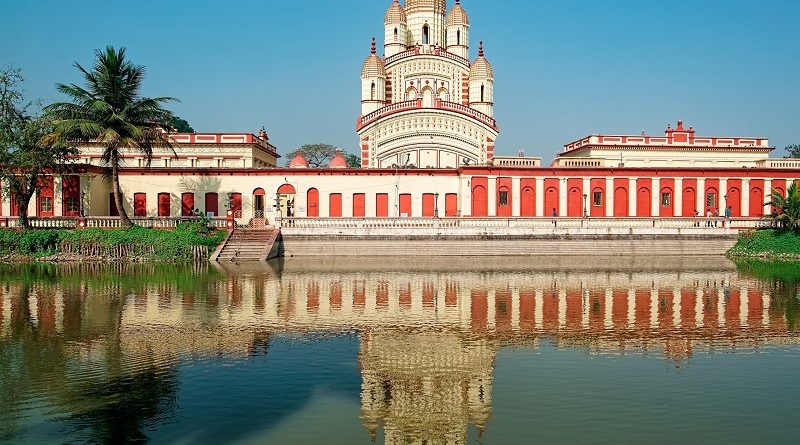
[359,331,494,444]
[1,261,799,443]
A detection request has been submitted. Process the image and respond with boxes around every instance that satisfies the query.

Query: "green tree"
[168,115,194,133]
[786,144,800,158]
[344,152,361,168]
[45,47,176,227]
[0,68,77,230]
[768,182,800,232]
[287,143,336,167]
[286,143,358,168]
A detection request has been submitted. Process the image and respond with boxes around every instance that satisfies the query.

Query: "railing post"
[77,217,87,229]
[226,210,235,231]
[0,217,7,228]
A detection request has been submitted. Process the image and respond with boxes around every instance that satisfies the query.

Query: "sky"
[2,0,799,162]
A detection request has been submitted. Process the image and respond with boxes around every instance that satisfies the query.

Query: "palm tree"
[46,46,175,227]
[768,182,800,232]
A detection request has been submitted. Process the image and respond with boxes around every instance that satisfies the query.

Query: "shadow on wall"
[176,177,224,216]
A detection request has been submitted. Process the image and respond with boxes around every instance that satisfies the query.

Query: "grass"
[0,222,226,261]
[727,229,800,260]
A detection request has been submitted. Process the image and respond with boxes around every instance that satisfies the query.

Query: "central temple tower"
[358,0,499,168]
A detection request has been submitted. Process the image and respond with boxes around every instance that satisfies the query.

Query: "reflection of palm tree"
[64,367,179,444]
[0,275,181,444]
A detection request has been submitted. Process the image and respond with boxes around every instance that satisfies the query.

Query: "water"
[1,256,798,444]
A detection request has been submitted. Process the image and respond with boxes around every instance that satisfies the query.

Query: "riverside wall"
[277,228,739,257]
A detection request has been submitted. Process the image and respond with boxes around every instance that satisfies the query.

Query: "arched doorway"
[545,187,559,217]
[520,186,535,217]
[749,187,764,217]
[567,187,582,217]
[253,188,266,219]
[277,184,296,218]
[422,87,434,108]
[472,185,488,217]
[659,187,674,217]
[636,187,651,217]
[496,186,511,217]
[727,186,741,217]
[307,188,319,218]
[682,187,696,217]
[614,187,628,217]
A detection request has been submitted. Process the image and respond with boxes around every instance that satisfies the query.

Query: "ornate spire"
[371,37,377,55]
[478,40,484,57]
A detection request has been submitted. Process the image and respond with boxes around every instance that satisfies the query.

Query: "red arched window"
[134,193,147,217]
[181,192,194,217]
[157,193,171,217]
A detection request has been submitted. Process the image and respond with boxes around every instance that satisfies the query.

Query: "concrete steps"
[215,228,276,262]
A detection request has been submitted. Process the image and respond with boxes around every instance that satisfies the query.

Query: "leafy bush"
[0,229,63,255]
[0,225,225,261]
[728,229,800,259]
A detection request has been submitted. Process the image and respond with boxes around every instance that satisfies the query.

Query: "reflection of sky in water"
[0,259,798,444]
[161,335,364,445]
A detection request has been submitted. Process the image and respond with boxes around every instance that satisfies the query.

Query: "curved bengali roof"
[470,41,493,80]
[384,0,407,25]
[289,152,309,168]
[328,152,348,169]
[446,0,469,26]
[404,0,447,14]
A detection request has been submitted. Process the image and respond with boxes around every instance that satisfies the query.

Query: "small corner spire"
[478,40,484,57]
[371,37,377,54]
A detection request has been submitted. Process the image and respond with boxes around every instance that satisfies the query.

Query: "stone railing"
[357,99,421,130]
[279,217,772,234]
[384,46,470,67]
[0,216,228,230]
[756,159,800,169]
[436,101,498,130]
[552,157,605,168]
[357,100,498,131]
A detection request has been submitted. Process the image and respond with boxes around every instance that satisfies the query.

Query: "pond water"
[1,256,798,445]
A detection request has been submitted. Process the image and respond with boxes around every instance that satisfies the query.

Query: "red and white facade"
[556,120,774,169]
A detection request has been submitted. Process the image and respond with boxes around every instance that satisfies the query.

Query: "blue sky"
[2,0,799,161]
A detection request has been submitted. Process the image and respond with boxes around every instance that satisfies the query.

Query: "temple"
[358,0,499,168]
[0,0,799,226]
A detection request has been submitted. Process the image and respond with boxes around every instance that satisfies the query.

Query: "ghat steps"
[214,228,278,262]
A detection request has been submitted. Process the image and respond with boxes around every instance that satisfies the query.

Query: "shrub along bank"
[0,222,226,262]
[727,229,800,260]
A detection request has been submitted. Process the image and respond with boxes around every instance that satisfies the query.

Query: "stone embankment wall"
[278,233,738,257]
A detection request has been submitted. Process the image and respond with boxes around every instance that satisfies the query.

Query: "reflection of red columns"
[422,282,435,308]
[495,289,512,333]
[471,290,488,332]
[376,282,389,308]
[330,282,342,311]
[681,290,696,329]
[307,282,320,314]
[519,290,535,332]
[399,283,412,309]
[353,284,366,309]
[612,290,628,329]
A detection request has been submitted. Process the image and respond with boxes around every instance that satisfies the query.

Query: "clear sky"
[2,0,799,162]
